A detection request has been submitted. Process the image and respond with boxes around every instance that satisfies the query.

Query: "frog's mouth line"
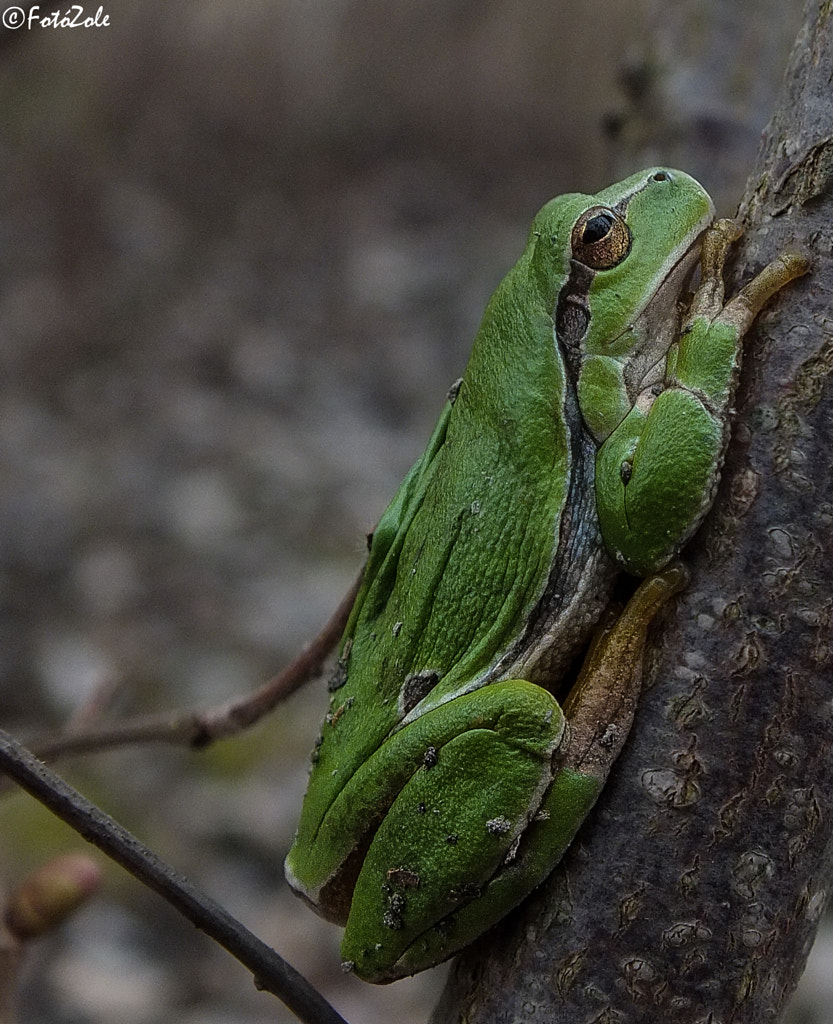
[618,207,715,336]
[610,216,714,408]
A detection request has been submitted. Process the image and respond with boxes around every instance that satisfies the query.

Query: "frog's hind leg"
[382,566,688,979]
[339,677,567,982]
[341,567,685,982]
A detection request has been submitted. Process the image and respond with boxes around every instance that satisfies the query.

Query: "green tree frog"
[284,169,808,983]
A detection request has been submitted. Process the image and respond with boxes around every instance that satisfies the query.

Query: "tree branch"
[23,572,360,764]
[0,730,349,1024]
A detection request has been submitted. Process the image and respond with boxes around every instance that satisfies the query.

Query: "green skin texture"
[284,169,781,982]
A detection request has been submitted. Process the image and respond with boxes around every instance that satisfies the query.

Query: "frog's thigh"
[341,678,572,981]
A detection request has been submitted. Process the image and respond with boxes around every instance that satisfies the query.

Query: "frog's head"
[531,168,715,443]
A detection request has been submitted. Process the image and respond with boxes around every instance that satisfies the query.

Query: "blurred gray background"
[1,2,827,1022]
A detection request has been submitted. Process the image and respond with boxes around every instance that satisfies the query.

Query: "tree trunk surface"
[431,2,833,1021]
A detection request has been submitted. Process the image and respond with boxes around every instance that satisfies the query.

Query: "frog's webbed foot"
[685,218,809,334]
[718,249,810,334]
[560,563,688,779]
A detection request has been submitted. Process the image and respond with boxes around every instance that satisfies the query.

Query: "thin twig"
[0,730,350,1024]
[29,571,361,762]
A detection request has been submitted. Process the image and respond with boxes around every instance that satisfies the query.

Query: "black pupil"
[583,213,615,244]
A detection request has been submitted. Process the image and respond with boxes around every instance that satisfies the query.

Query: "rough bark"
[432,2,833,1021]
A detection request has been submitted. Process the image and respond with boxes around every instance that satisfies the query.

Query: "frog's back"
[286,243,618,905]
[314,262,576,786]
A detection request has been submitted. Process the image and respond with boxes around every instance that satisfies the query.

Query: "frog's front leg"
[595,220,809,575]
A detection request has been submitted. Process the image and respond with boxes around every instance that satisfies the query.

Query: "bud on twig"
[4,854,101,940]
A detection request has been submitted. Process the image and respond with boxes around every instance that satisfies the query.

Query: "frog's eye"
[571,206,631,270]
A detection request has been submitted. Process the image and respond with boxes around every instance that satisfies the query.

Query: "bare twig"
[0,730,350,1024]
[28,572,361,762]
